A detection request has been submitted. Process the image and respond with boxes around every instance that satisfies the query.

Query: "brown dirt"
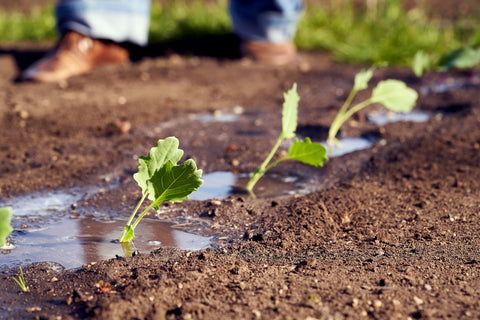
[1,1,480,320]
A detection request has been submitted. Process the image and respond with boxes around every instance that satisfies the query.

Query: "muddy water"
[2,218,210,270]
[1,186,213,270]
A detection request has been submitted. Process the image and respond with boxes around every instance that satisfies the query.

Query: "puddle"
[190,171,237,200]
[321,137,376,158]
[420,72,480,95]
[5,188,88,218]
[1,217,211,270]
[1,187,213,270]
[367,110,431,126]
[190,106,244,123]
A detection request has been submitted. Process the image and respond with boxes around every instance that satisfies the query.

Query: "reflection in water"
[367,110,431,126]
[5,189,87,217]
[322,137,376,158]
[2,218,211,270]
[190,171,236,200]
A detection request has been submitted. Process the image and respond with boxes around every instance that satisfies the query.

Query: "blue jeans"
[56,0,304,46]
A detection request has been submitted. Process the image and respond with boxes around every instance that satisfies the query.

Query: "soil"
[1,1,480,320]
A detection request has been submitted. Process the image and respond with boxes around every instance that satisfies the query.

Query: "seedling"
[412,47,480,77]
[119,137,203,243]
[246,84,328,196]
[12,266,28,292]
[0,206,13,247]
[327,68,418,148]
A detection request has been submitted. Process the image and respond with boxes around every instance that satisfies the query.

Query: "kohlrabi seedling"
[0,206,13,247]
[119,137,203,243]
[246,83,328,196]
[327,68,418,148]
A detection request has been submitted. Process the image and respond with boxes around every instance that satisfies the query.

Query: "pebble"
[26,307,42,313]
[413,296,424,305]
[210,200,222,206]
[373,300,383,309]
[352,298,360,308]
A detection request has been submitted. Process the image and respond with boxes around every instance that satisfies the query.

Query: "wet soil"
[1,1,480,319]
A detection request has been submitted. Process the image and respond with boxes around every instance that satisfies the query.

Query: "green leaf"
[0,207,13,247]
[281,83,299,139]
[412,50,431,77]
[149,159,203,210]
[286,138,328,167]
[438,47,480,71]
[371,80,418,113]
[134,137,184,199]
[353,68,374,91]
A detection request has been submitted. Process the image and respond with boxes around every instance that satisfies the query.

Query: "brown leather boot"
[21,31,129,82]
[239,40,297,66]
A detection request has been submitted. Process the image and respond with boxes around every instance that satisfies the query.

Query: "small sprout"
[119,137,203,243]
[437,47,480,71]
[412,50,431,77]
[0,206,13,247]
[327,68,418,148]
[12,266,29,292]
[246,84,328,196]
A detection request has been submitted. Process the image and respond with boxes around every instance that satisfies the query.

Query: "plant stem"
[131,201,157,230]
[126,193,147,226]
[327,87,358,145]
[246,135,284,193]
[327,98,373,145]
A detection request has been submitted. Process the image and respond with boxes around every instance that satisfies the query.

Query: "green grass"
[297,0,479,66]
[0,0,478,67]
[0,5,56,41]
[149,0,231,43]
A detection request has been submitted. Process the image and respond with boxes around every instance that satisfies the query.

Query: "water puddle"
[6,188,88,218]
[321,137,376,158]
[1,217,211,270]
[1,188,213,270]
[367,110,431,126]
[420,72,480,95]
[190,106,244,123]
[190,171,237,200]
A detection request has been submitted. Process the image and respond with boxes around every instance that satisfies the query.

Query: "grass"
[0,0,478,66]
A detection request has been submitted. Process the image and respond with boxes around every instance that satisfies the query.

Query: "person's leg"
[21,0,151,82]
[229,0,304,65]
[56,0,150,46]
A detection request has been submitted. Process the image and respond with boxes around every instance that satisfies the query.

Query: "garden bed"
[1,2,479,319]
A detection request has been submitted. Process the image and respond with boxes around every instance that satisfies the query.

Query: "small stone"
[19,110,29,119]
[210,200,221,206]
[413,296,424,305]
[373,300,382,309]
[26,306,42,313]
[352,298,360,308]
[117,96,127,104]
[51,277,59,282]
[424,284,432,291]
[116,120,132,134]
